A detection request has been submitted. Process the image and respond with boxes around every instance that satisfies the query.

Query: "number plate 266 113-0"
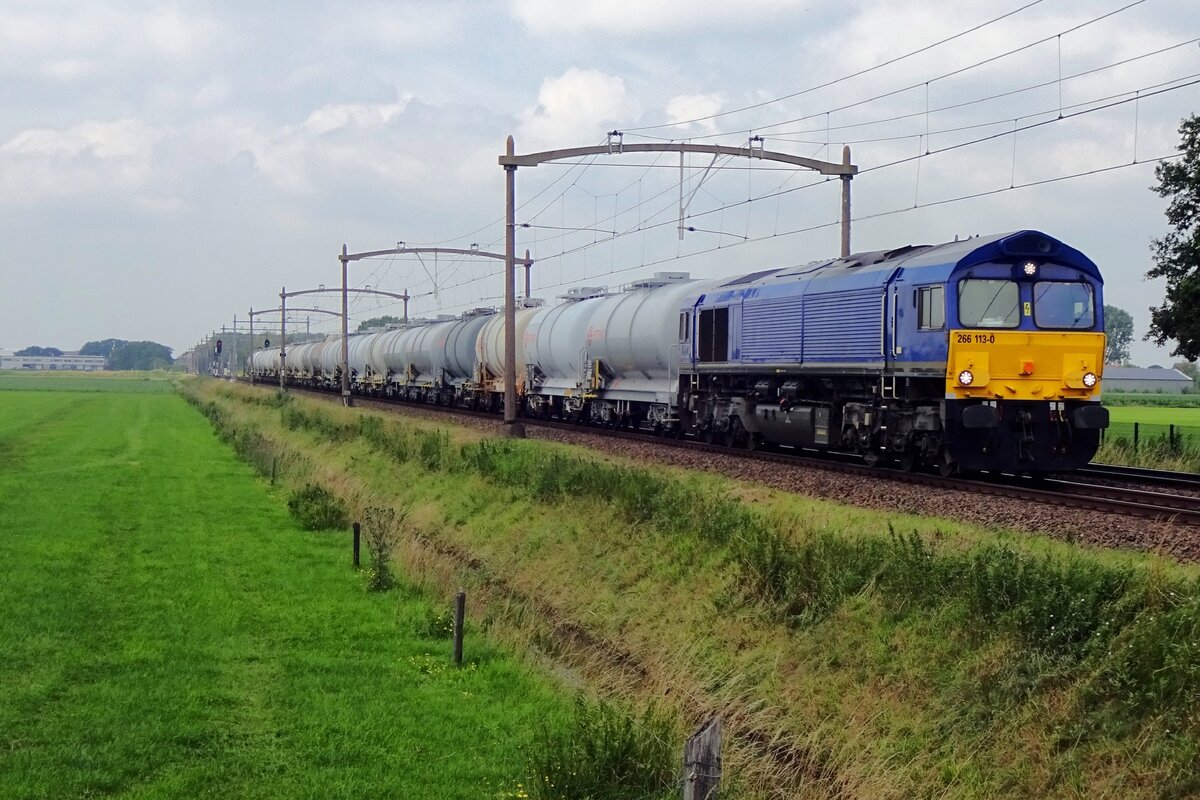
[956,333,996,345]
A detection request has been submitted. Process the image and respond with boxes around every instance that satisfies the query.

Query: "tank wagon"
[246,230,1108,473]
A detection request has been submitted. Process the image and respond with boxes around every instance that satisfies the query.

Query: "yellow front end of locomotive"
[945,331,1105,400]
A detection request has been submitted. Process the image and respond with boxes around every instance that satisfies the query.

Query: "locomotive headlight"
[958,369,975,386]
[1082,371,1097,388]
[1021,261,1038,277]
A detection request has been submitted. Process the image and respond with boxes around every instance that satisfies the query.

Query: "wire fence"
[1100,422,1200,454]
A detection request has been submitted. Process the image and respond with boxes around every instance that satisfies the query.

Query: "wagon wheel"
[898,450,917,472]
[863,450,881,468]
[724,418,744,448]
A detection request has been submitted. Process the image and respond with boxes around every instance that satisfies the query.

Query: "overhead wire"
[626,0,1150,142]
[620,0,1052,133]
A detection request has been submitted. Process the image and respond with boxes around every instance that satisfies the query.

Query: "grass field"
[1105,406,1200,443]
[0,370,175,393]
[0,383,578,798]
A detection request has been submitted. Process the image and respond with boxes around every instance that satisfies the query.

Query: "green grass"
[1106,405,1200,427]
[1103,391,1200,407]
[0,385,586,799]
[186,379,1200,799]
[0,370,174,393]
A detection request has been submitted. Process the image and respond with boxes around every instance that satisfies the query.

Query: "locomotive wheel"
[898,451,917,472]
[863,451,881,468]
[936,449,958,478]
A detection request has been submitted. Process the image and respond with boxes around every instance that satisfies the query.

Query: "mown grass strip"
[0,387,592,799]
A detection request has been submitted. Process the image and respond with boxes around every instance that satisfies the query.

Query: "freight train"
[249,230,1109,474]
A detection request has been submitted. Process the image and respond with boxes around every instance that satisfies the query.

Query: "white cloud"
[665,93,723,135]
[302,99,413,136]
[518,68,641,150]
[0,4,218,82]
[510,0,809,35]
[1,119,159,160]
[329,3,466,47]
[0,118,163,206]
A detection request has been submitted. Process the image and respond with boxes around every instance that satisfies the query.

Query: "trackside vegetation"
[184,379,1200,799]
[0,378,680,799]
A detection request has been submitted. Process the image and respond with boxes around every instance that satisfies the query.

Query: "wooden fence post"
[352,522,361,569]
[1134,422,1139,453]
[453,591,466,667]
[682,716,722,800]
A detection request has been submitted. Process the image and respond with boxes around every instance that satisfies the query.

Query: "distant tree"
[357,315,403,331]
[14,346,63,357]
[1175,361,1200,382]
[1103,305,1134,364]
[107,341,174,370]
[79,338,126,358]
[1147,115,1200,360]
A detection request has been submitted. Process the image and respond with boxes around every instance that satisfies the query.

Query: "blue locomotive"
[681,230,1109,473]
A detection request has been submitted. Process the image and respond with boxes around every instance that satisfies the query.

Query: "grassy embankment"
[0,378,621,799]
[185,378,1200,799]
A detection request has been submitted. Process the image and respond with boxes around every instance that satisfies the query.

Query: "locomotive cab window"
[957,279,1019,328]
[1033,281,1094,329]
[917,286,945,330]
[698,307,729,362]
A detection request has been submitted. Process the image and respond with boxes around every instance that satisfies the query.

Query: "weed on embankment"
[185,380,1200,798]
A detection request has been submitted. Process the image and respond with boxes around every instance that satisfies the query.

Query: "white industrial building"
[1103,365,1195,393]
[0,353,106,371]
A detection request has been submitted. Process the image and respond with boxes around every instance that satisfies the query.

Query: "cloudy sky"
[1,0,1197,366]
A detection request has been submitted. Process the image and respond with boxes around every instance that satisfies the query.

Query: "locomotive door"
[884,268,904,370]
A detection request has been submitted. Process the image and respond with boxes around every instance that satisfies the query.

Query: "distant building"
[0,353,106,371]
[1103,365,1195,393]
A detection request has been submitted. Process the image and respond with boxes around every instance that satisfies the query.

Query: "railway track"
[1074,462,1200,491]
[239,379,1200,527]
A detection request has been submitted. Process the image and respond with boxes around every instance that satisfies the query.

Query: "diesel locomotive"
[250,230,1109,474]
